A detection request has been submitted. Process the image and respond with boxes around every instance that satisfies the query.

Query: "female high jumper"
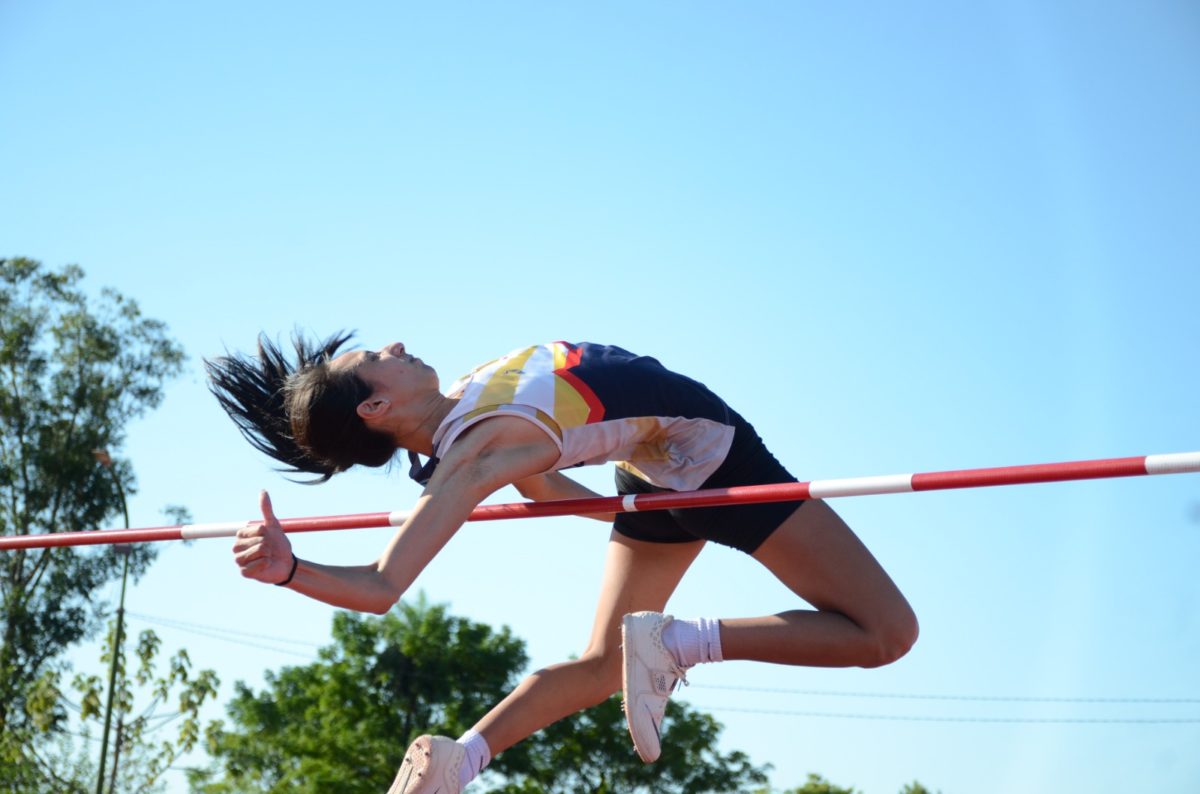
[206,335,918,793]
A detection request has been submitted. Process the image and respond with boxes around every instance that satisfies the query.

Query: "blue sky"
[2,2,1199,792]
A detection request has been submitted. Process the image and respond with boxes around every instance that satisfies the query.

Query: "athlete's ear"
[356,397,389,422]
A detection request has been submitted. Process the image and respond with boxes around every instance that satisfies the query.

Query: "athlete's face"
[330,342,438,406]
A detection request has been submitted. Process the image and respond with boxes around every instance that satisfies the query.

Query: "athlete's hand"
[232,491,296,585]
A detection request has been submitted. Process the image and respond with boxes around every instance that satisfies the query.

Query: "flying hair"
[204,331,397,483]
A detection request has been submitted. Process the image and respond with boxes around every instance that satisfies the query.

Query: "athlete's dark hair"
[204,331,397,483]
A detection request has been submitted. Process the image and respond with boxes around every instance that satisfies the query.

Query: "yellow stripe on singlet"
[545,342,588,429]
[553,376,591,428]
[475,345,538,409]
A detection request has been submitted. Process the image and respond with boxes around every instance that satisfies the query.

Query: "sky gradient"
[3,2,1199,792]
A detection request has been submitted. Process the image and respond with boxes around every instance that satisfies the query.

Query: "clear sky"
[3,2,1199,792]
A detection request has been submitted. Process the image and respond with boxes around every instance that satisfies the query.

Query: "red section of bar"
[0,526,185,550]
[278,512,394,533]
[911,456,1148,492]
[635,481,812,512]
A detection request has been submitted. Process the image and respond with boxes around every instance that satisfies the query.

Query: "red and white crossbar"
[2,451,1197,551]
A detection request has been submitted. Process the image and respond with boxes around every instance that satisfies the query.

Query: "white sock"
[456,729,491,789]
[661,616,724,668]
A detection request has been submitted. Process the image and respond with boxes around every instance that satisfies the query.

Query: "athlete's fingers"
[235,521,266,540]
[232,491,293,585]
[233,542,266,566]
[259,490,279,527]
[233,526,260,545]
[239,557,270,578]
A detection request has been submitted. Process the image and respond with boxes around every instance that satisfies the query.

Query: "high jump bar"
[2,451,1198,551]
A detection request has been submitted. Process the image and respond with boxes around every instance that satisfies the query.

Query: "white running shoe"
[621,611,689,763]
[387,735,465,794]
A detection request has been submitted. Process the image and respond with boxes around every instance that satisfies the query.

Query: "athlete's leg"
[723,499,918,668]
[471,531,705,755]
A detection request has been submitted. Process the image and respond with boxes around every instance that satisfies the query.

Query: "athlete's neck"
[394,394,459,457]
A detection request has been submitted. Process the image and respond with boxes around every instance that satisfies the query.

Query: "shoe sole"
[620,614,659,764]
[388,735,438,794]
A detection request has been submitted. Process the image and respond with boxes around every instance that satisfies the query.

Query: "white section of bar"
[808,473,915,499]
[180,521,245,540]
[388,510,411,526]
[622,494,639,513]
[1145,452,1200,475]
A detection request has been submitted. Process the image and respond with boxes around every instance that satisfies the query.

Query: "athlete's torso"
[431,342,736,491]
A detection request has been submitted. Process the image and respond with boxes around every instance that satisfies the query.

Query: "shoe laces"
[669,660,690,691]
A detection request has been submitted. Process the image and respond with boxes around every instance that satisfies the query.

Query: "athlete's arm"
[233,416,559,613]
[513,471,616,522]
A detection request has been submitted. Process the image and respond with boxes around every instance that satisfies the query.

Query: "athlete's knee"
[863,608,919,668]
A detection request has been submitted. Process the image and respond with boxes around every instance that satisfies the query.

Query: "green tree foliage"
[69,625,220,792]
[31,623,220,794]
[760,773,939,794]
[191,597,770,793]
[191,597,528,793]
[0,257,185,788]
[490,695,767,794]
[777,773,859,794]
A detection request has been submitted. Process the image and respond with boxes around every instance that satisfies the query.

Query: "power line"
[124,611,320,661]
[121,610,1200,724]
[693,704,1200,725]
[689,683,1200,705]
[126,611,323,649]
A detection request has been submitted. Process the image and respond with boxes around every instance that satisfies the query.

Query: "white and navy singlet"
[431,341,737,492]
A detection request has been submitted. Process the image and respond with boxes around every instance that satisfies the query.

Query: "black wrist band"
[275,553,299,587]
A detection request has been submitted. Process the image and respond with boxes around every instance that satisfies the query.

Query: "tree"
[68,625,220,792]
[776,773,859,794]
[0,257,185,789]
[27,623,221,794]
[760,775,939,794]
[190,596,530,793]
[491,695,768,794]
[191,597,770,793]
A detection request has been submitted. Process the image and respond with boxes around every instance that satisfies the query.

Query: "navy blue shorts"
[612,412,803,554]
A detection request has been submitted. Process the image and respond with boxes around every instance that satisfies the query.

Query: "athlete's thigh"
[752,500,913,632]
[584,530,705,658]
